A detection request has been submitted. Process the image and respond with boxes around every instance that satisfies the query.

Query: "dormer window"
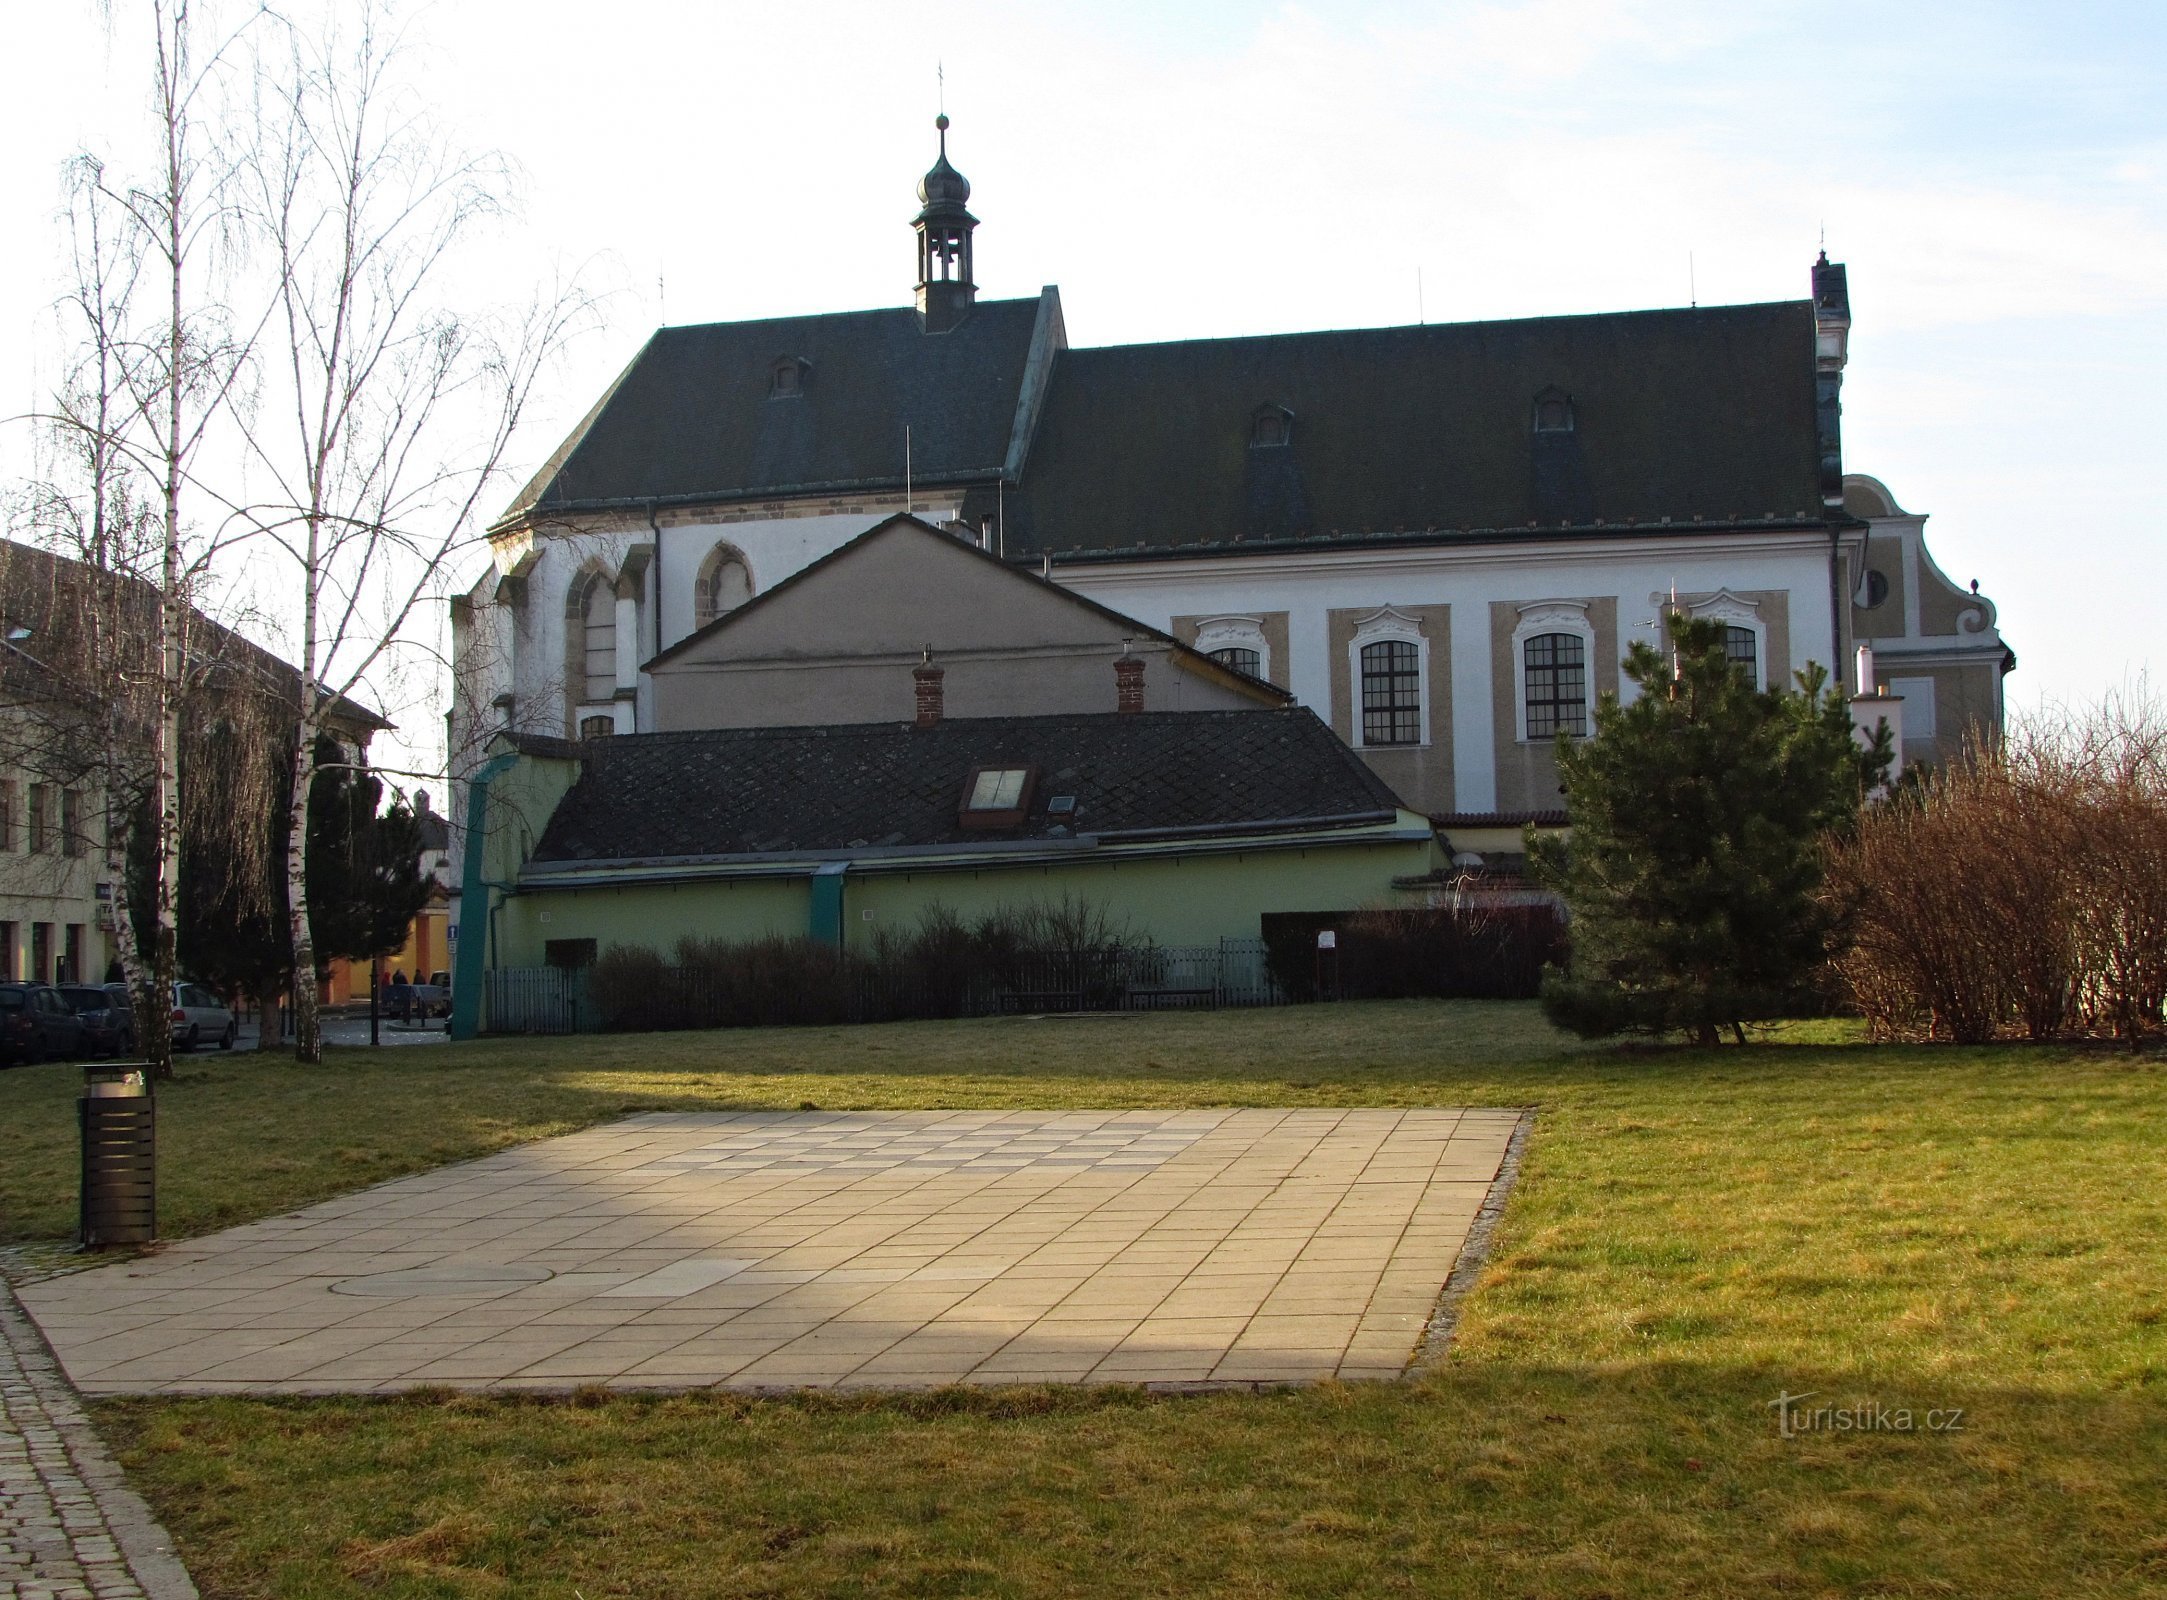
[769,356,809,398]
[1533,387,1574,433]
[1250,403,1293,449]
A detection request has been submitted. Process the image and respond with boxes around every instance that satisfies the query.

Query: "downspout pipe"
[1829,523,1844,689]
[450,750,520,1040]
[647,500,664,664]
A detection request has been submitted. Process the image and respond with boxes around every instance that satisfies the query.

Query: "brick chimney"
[913,653,945,728]
[1115,652,1145,714]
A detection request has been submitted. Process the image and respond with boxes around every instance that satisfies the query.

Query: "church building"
[450,116,2014,884]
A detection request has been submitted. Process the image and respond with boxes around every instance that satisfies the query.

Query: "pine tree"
[1527,615,1891,1044]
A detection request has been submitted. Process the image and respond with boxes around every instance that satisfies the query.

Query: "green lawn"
[5,1003,2164,1598]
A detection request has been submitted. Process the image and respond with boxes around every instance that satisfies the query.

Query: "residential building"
[0,538,386,995]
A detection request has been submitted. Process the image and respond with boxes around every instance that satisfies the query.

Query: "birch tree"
[238,0,590,1062]
[16,2,258,1077]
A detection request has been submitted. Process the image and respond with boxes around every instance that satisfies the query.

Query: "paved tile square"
[22,1108,1517,1393]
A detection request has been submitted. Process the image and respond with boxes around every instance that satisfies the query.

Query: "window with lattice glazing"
[1724,625,1758,689]
[1524,632,1587,738]
[1210,646,1262,678]
[1360,640,1421,745]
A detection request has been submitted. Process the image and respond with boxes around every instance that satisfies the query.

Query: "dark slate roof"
[502,298,1046,519]
[0,539,388,733]
[528,709,1407,866]
[1001,300,1824,557]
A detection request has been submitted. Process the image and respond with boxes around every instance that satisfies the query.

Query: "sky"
[3,0,2163,776]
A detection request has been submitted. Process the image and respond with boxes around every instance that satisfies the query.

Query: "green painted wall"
[834,839,1436,951]
[496,830,1439,965]
[497,875,810,966]
[481,751,583,886]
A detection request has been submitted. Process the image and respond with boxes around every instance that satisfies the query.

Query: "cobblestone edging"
[1,1281,197,1600]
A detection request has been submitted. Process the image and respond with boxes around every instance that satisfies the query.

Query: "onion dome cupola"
[913,114,978,333]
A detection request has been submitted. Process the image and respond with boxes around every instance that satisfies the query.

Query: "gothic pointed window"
[567,570,617,706]
[694,545,753,629]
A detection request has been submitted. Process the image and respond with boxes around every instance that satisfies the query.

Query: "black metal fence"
[482,940,1282,1036]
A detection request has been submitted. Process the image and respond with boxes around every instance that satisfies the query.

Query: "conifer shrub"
[1528,615,1890,1044]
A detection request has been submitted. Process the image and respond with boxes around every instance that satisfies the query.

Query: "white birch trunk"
[286,718,322,1062]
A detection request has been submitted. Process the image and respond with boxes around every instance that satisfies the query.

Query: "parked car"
[403,981,452,1019]
[0,982,87,1066]
[170,982,237,1051]
[60,983,136,1057]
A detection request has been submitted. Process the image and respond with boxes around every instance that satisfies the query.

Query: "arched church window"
[1210,646,1262,679]
[568,570,616,703]
[694,546,754,630]
[578,714,615,740]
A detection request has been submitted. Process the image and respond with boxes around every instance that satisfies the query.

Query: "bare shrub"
[585,896,1143,1031]
[1830,688,2167,1044]
[1259,902,1566,1003]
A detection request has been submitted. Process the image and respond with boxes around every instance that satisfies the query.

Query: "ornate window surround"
[1345,604,1429,750]
[1512,599,1596,743]
[1193,615,1271,684]
[1684,588,1765,690]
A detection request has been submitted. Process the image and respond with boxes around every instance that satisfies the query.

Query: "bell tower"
[913,114,977,333]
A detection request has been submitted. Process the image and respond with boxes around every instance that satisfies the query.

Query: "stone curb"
[1413,1107,1534,1368]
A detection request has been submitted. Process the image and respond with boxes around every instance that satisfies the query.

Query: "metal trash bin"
[79,1064,155,1247]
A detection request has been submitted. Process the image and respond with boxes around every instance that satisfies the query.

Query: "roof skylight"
[967,768,1029,810]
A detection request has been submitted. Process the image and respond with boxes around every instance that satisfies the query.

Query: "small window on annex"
[545,938,598,969]
[578,714,616,740]
[1209,645,1262,678]
[1723,625,1759,689]
[1359,640,1422,746]
[1523,632,1587,738]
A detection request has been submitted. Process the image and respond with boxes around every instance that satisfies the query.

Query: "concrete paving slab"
[22,1108,1520,1393]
